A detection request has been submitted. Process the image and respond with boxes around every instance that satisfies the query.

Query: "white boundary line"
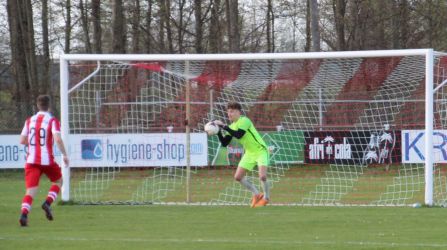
[1,236,447,248]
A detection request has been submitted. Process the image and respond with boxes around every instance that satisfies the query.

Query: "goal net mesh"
[64,53,447,206]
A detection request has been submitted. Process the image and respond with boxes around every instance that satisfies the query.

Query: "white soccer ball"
[204,121,219,136]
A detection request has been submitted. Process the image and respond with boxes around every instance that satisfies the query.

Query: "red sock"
[21,195,33,215]
[45,185,60,205]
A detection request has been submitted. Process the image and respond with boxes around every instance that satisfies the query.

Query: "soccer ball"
[204,121,219,135]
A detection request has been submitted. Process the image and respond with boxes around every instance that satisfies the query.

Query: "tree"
[41,0,51,95]
[305,0,311,52]
[163,0,174,53]
[157,2,165,52]
[225,0,240,53]
[131,0,141,53]
[310,0,320,51]
[144,0,153,53]
[92,0,102,53]
[266,0,274,52]
[112,0,126,53]
[209,0,222,53]
[332,0,346,50]
[7,0,39,121]
[65,0,72,53]
[194,0,203,53]
[79,0,92,53]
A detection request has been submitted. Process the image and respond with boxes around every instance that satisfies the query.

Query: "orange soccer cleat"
[254,198,269,207]
[251,193,264,208]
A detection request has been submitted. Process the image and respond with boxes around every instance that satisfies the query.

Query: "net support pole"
[185,61,191,203]
[425,49,434,206]
[60,56,70,202]
[95,91,101,132]
[209,83,214,120]
[318,88,323,131]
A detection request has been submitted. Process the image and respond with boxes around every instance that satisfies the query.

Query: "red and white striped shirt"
[21,111,61,165]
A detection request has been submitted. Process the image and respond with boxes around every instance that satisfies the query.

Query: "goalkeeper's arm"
[214,120,246,146]
[221,125,245,139]
[216,125,246,147]
[217,130,232,147]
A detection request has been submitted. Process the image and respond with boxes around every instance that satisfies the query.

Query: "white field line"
[1,236,447,248]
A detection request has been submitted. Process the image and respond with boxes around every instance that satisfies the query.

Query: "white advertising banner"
[402,130,447,163]
[0,133,207,168]
[69,133,208,167]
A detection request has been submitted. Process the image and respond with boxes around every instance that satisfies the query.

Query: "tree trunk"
[112,0,126,53]
[163,0,174,53]
[65,0,71,53]
[131,0,141,53]
[158,1,166,52]
[226,0,240,52]
[310,0,320,51]
[271,2,275,52]
[7,0,25,121]
[305,0,311,52]
[23,0,39,101]
[194,0,203,53]
[373,0,387,49]
[145,0,153,53]
[209,0,221,53]
[79,0,92,53]
[333,0,346,50]
[399,0,409,49]
[92,0,102,53]
[41,0,52,99]
[178,0,186,53]
[266,0,272,52]
[349,0,361,50]
[7,0,38,120]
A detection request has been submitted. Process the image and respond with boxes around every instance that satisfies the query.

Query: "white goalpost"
[59,49,447,206]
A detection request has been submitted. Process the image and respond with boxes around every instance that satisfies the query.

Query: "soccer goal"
[59,49,447,206]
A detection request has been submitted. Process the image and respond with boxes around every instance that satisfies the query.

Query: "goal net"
[60,50,447,206]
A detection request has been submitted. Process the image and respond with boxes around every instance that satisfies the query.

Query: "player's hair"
[37,95,51,111]
[227,102,242,111]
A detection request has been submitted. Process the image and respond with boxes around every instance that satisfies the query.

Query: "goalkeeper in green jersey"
[214,102,270,207]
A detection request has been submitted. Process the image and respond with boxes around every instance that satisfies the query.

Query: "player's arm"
[20,119,29,145]
[52,119,69,166]
[19,135,28,145]
[54,133,69,166]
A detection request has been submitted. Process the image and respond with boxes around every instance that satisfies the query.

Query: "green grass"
[2,170,447,249]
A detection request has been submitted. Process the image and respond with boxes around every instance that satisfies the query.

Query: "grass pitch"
[1,170,447,250]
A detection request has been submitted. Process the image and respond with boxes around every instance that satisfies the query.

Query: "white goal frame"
[59,49,436,205]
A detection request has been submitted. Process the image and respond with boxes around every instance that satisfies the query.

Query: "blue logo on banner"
[81,139,102,160]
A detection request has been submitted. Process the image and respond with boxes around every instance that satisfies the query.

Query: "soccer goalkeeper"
[214,102,270,207]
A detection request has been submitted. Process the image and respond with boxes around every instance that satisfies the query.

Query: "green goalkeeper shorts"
[238,149,270,171]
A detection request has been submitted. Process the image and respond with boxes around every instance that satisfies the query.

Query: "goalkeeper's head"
[227,102,242,111]
[226,102,242,122]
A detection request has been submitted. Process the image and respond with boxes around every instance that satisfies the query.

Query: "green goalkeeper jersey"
[228,116,267,154]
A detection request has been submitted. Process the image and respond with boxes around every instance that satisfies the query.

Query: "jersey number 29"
[29,128,46,146]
